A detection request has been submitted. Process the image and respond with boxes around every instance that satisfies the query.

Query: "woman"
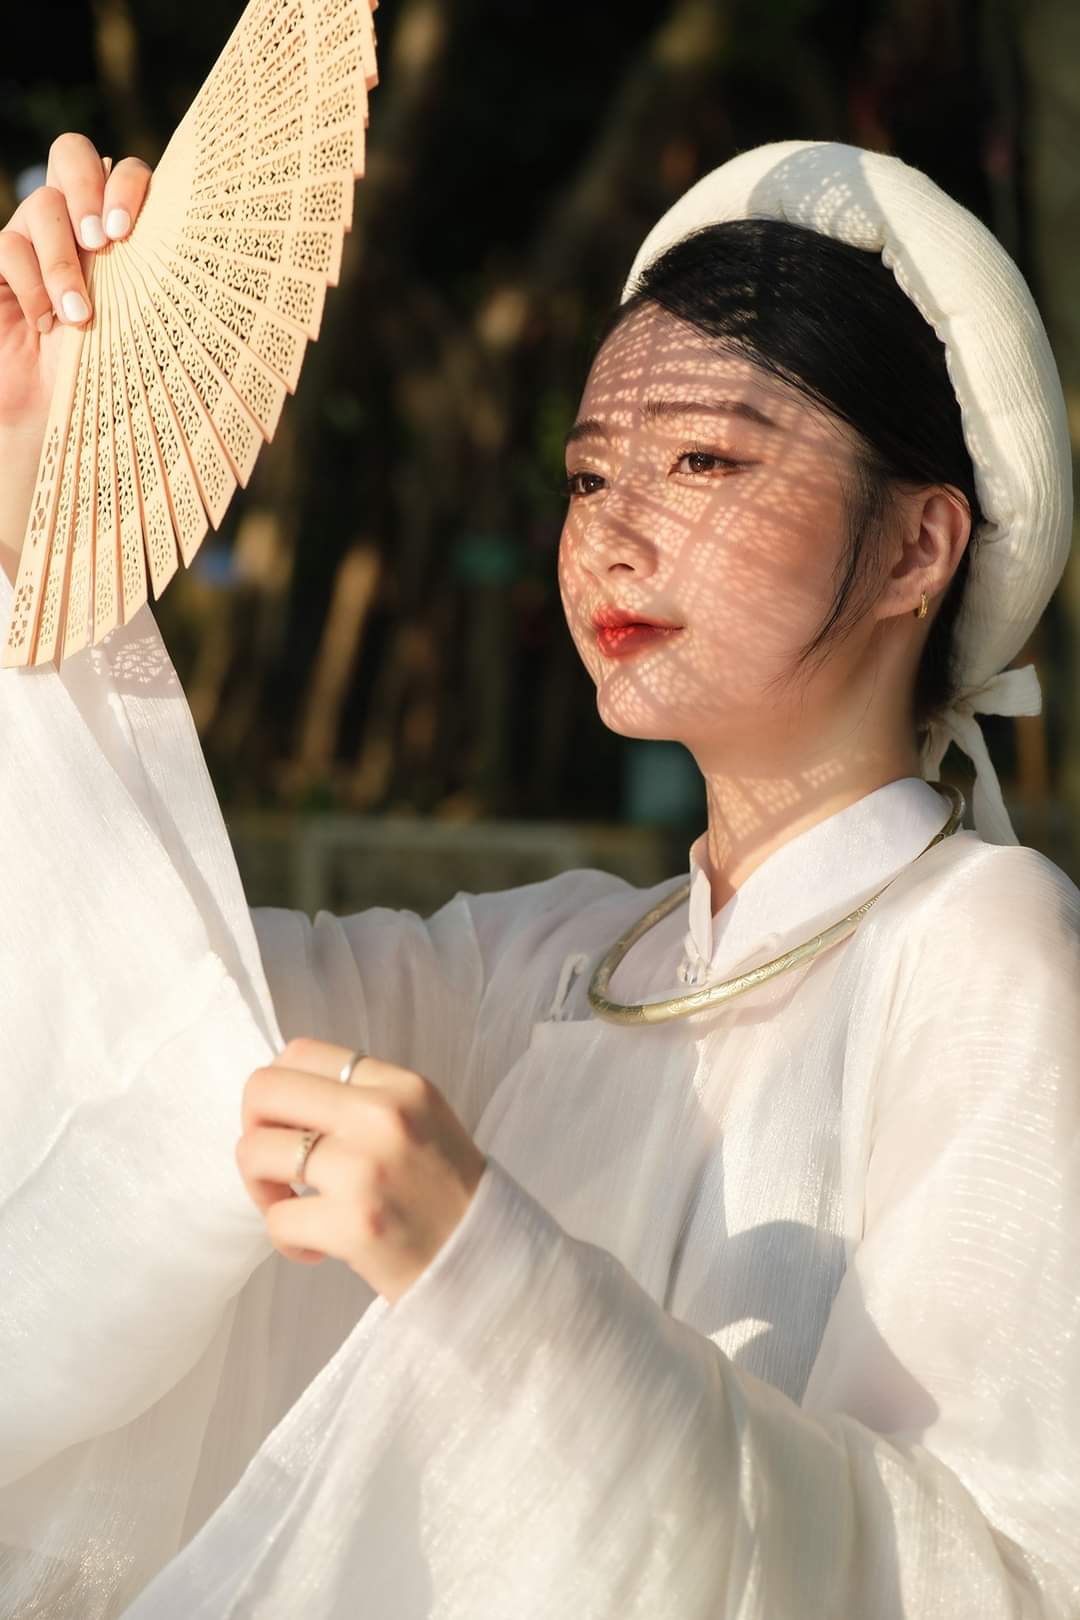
[0,134,1077,1617]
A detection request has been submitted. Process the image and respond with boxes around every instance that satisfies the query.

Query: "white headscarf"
[619,140,1074,845]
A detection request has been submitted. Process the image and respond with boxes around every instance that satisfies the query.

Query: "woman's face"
[557,299,883,768]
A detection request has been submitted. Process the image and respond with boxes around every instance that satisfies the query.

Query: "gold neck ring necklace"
[587,781,965,1027]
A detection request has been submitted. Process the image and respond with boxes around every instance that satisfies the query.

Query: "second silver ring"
[339,1047,368,1084]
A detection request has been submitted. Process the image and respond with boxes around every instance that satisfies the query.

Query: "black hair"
[591,217,983,751]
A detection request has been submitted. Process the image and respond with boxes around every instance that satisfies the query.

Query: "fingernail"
[61,290,90,324]
[80,214,107,250]
[36,311,54,335]
[104,207,131,240]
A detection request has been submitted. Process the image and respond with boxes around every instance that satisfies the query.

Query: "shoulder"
[856,829,1080,1034]
[452,863,686,989]
[841,834,1080,1172]
[459,863,683,948]
[875,829,1079,943]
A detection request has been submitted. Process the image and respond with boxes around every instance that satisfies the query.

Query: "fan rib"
[2,0,379,666]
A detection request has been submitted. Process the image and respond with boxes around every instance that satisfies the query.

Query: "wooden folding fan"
[1,0,380,670]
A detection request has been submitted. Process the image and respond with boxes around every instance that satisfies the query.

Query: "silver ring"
[339,1047,368,1085]
[293,1126,322,1185]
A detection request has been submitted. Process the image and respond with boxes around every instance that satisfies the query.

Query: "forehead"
[591,298,736,363]
[573,300,838,444]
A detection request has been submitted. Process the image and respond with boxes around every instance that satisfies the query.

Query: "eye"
[677,449,743,475]
[562,446,746,500]
[563,470,605,499]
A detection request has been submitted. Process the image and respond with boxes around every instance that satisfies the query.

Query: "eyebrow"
[564,396,781,450]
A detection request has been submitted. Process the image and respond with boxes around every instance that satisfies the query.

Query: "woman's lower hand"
[236,1037,488,1306]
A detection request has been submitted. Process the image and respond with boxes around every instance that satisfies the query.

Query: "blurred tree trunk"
[91,0,157,161]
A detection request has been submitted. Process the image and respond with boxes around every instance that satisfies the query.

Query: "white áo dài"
[1,107,1079,1620]
[0,544,1078,1617]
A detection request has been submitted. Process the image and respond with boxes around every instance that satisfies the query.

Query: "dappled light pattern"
[615,139,1073,850]
[559,299,930,911]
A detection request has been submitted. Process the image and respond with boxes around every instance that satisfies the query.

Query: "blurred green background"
[4,0,1077,909]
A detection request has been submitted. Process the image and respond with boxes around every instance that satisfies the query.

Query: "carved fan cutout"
[2,0,380,669]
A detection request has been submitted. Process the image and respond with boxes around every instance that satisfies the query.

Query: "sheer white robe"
[0,563,1078,1618]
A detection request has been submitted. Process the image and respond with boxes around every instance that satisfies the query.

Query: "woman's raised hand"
[0,135,152,566]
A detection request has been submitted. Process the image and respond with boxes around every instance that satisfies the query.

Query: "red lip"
[588,604,685,659]
[591,604,683,631]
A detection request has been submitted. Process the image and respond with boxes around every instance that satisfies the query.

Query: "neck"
[694,743,925,918]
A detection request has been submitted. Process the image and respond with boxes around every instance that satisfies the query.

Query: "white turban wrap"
[619,140,1074,845]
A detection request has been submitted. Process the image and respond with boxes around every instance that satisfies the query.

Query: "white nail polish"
[104,207,131,240]
[80,214,107,250]
[36,312,54,335]
[61,290,90,324]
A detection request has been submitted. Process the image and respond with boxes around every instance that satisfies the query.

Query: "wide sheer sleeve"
[248,858,626,1139]
[122,839,1080,1617]
[0,555,626,1619]
[0,580,286,1615]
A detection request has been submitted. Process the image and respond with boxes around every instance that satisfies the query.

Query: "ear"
[875,486,971,623]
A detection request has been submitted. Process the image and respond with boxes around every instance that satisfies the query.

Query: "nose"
[571,487,659,580]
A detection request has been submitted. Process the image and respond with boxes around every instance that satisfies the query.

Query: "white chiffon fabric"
[1,549,1079,1619]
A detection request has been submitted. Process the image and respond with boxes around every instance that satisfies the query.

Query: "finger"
[0,229,55,334]
[242,1065,392,1138]
[242,1058,392,1136]
[101,155,153,242]
[235,1125,348,1207]
[265,1188,361,1264]
[234,1124,331,1264]
[45,132,107,251]
[12,187,92,326]
[275,1035,377,1083]
[262,1199,327,1264]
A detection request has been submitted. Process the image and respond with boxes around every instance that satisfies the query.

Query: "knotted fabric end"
[920,663,1042,846]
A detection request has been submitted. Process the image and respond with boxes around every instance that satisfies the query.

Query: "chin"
[594,684,688,744]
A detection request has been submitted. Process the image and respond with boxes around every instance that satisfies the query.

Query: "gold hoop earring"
[914,590,928,620]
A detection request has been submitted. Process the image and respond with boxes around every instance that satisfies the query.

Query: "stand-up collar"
[679,776,958,987]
